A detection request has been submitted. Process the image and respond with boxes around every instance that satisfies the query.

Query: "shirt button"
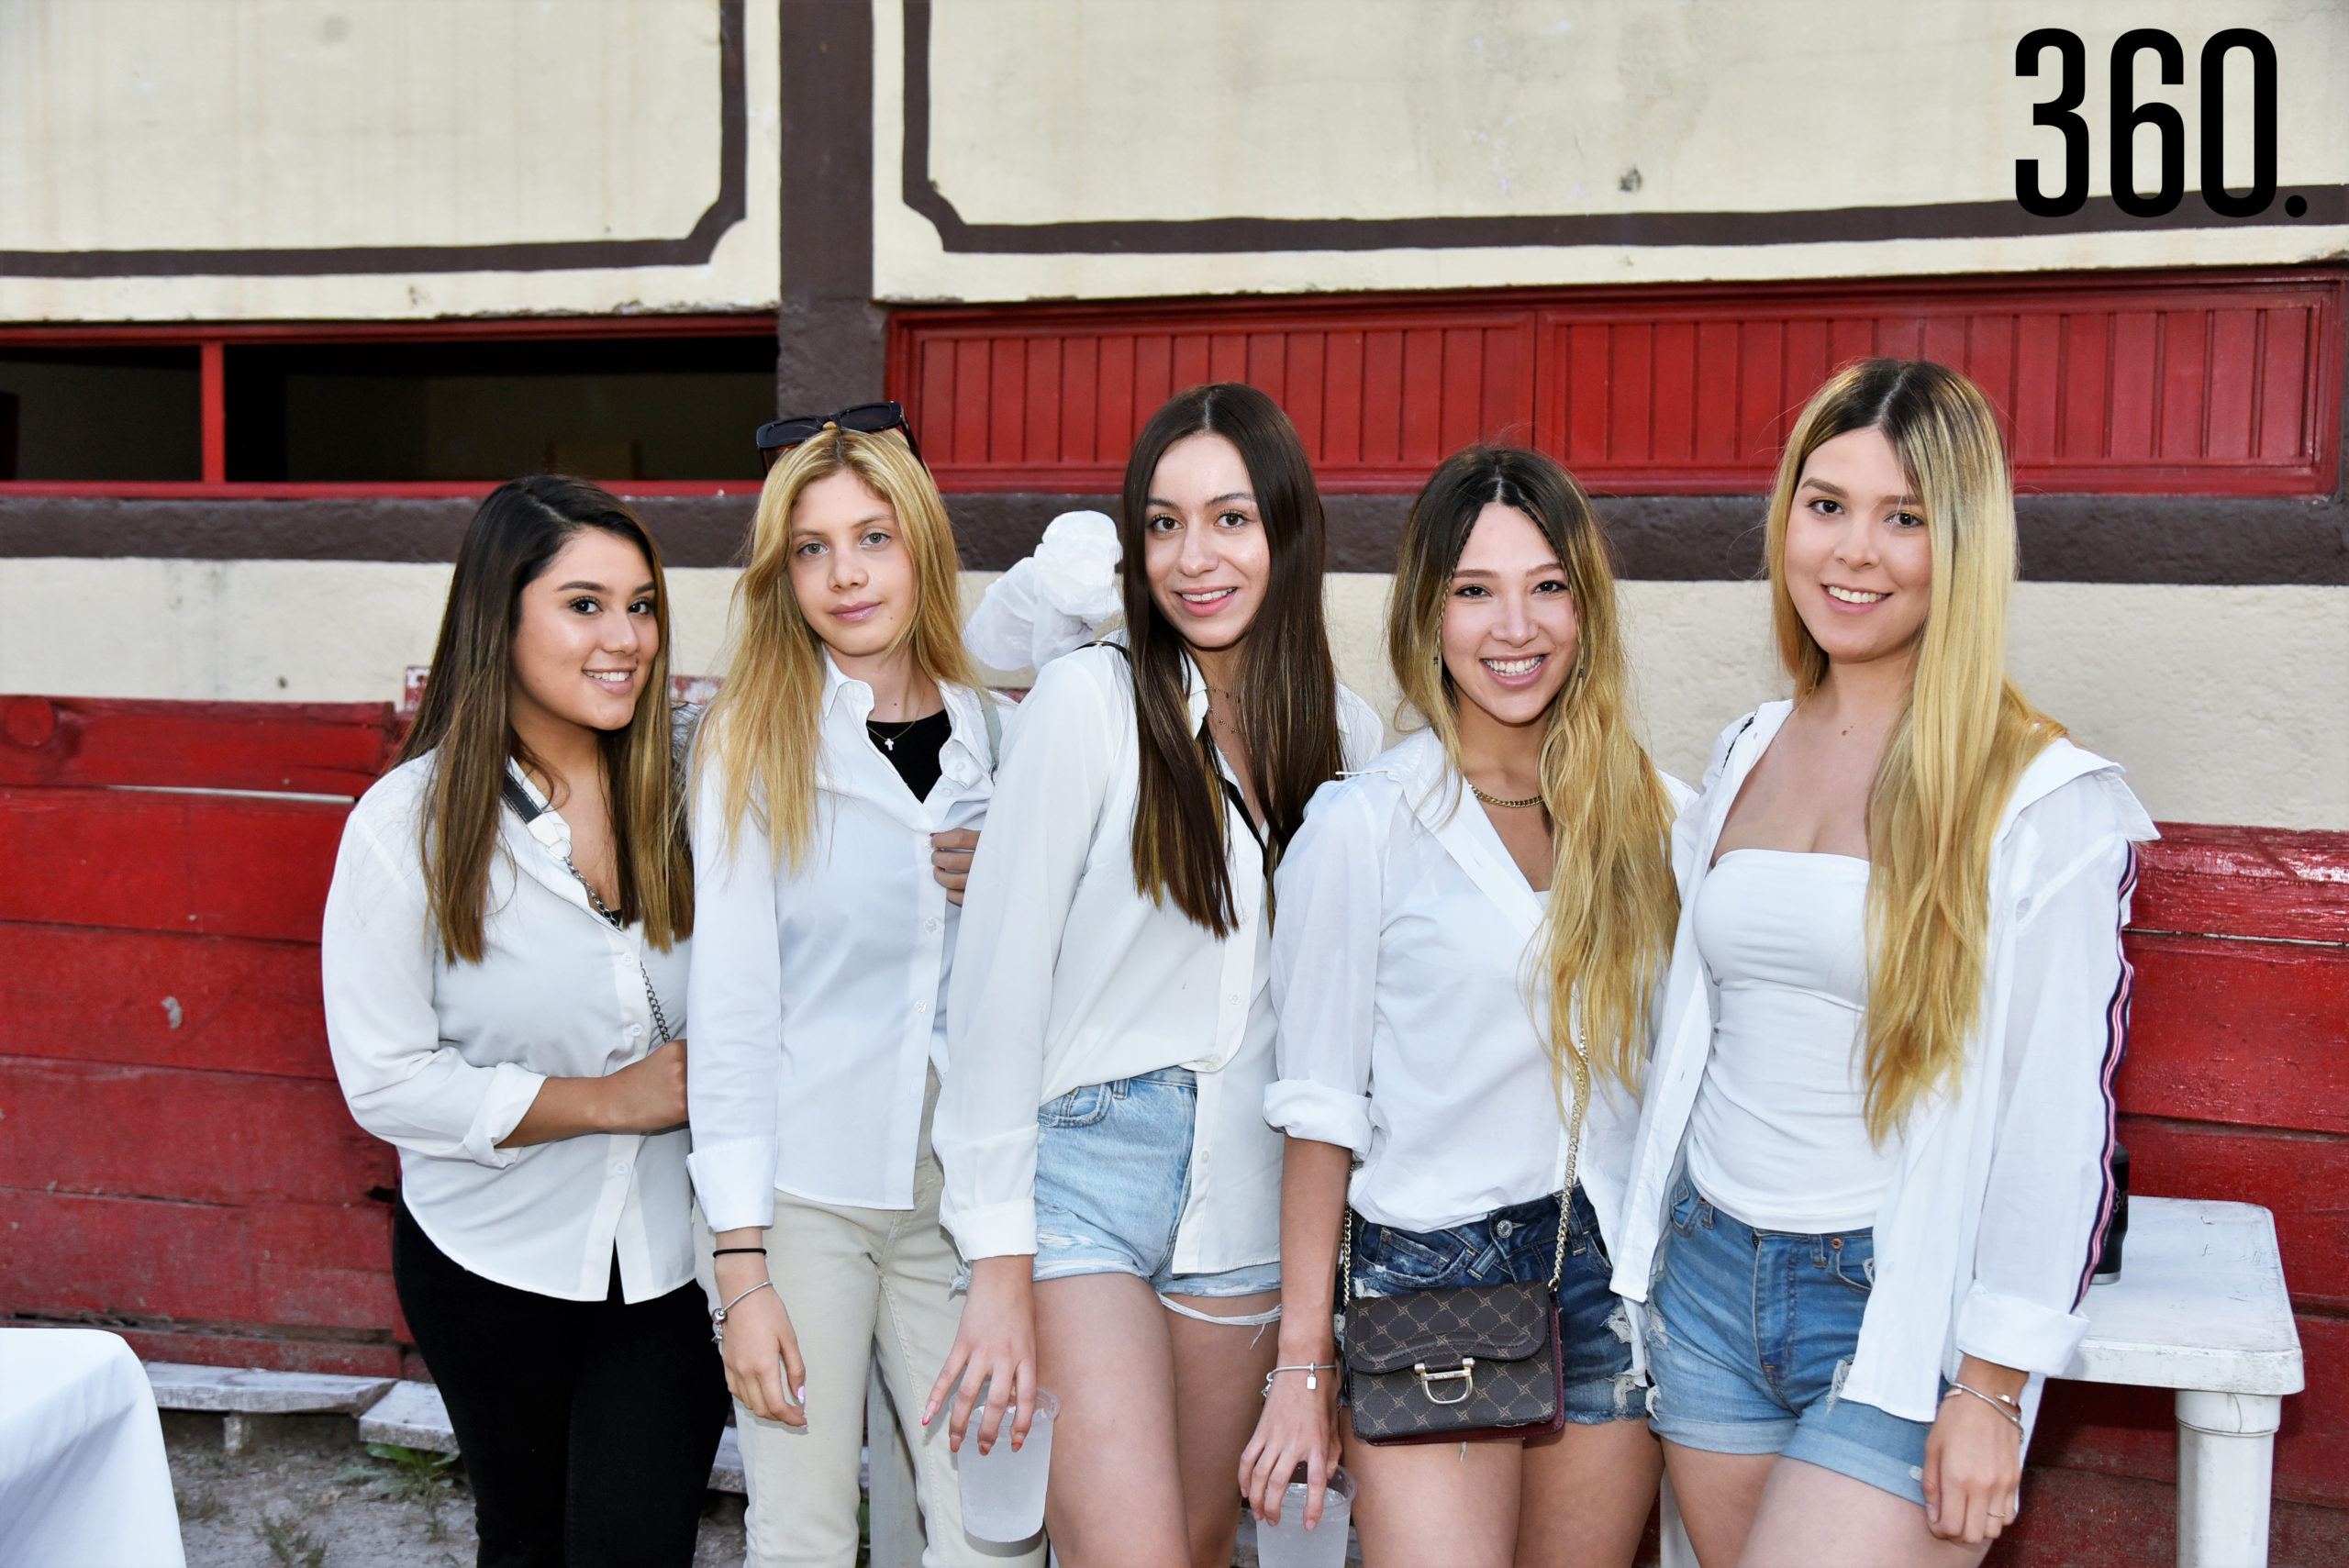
[627,1026,643,1040]
[924,917,941,933]
[913,1000,930,1014]
[609,1161,629,1175]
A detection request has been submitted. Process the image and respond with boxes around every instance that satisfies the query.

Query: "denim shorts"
[1646,1176,1935,1506]
[1346,1186,1644,1425]
[1030,1068,1283,1299]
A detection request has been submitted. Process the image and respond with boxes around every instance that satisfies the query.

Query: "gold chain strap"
[1342,1015,1592,1303]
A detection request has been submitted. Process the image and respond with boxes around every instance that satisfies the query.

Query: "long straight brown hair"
[396,475,693,963]
[1119,384,1344,936]
[1387,447,1678,1104]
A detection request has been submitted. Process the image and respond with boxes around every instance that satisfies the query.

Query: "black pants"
[393,1201,729,1568]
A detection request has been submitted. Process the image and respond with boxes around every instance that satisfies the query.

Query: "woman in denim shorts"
[1607,362,2153,1565]
[927,384,1386,1567]
[1241,446,1688,1568]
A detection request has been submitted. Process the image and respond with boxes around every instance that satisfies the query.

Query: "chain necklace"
[567,860,675,1046]
[1470,783,1545,810]
[867,715,924,753]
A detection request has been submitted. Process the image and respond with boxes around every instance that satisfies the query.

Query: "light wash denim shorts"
[1030,1067,1282,1299]
[1347,1185,1645,1424]
[1645,1175,1937,1506]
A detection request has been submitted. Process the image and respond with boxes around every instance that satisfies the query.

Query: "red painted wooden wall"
[887,269,2346,497]
[1989,825,2349,1567]
[0,695,2342,1562]
[0,695,407,1376]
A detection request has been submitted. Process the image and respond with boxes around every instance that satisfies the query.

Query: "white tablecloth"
[0,1329,184,1567]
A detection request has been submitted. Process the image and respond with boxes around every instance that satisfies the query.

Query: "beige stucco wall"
[5,559,2341,828]
[879,0,2349,302]
[0,0,782,320]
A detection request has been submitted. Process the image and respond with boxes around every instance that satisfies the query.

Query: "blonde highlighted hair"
[1389,447,1679,1111]
[699,427,974,866]
[1766,360,2064,1140]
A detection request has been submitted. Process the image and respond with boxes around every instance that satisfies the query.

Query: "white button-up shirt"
[1266,730,1692,1246]
[936,643,1384,1272]
[1609,703,2156,1424]
[685,661,998,1231]
[321,752,693,1304]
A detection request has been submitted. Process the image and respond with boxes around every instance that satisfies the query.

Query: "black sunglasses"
[755,401,921,472]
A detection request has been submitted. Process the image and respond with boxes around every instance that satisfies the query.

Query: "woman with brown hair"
[1241,446,1684,1568]
[924,383,1385,1567]
[322,475,725,1568]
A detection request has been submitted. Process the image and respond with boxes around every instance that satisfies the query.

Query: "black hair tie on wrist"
[712,1247,768,1258]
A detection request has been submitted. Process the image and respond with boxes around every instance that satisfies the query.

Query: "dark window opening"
[0,347,202,481]
[222,335,779,483]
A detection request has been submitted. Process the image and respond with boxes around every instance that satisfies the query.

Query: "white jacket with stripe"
[1607,701,2156,1426]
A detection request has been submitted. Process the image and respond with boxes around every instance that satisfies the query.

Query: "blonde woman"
[687,413,1038,1567]
[1240,447,1685,1568]
[1609,360,2154,1566]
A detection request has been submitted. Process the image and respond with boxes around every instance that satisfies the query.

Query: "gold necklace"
[1470,783,1545,810]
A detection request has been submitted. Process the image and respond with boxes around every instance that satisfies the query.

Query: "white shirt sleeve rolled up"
[321,809,543,1168]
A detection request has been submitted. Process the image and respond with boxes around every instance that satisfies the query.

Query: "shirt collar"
[503,759,574,862]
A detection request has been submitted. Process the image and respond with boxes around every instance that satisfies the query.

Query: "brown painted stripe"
[899,1,2345,255]
[0,1,745,279]
[8,488,2328,584]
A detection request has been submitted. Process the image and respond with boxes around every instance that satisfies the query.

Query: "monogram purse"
[1341,1039,1590,1446]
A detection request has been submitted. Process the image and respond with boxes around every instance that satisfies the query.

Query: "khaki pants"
[700,1079,1041,1568]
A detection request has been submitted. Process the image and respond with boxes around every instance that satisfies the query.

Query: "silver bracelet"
[1943,1381,2026,1436]
[1262,1362,1338,1397]
[708,1278,775,1344]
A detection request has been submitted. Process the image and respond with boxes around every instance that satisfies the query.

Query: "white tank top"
[1683,849,1898,1232]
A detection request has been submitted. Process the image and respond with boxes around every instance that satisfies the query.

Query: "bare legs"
[1345,1418,1660,1568]
[1664,1445,1988,1568]
[1032,1274,1280,1568]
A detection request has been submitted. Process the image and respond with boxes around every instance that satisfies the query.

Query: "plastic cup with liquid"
[1256,1465,1356,1568]
[955,1385,1058,1543]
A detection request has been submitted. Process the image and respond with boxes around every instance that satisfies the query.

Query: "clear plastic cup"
[1256,1465,1356,1568]
[955,1385,1058,1543]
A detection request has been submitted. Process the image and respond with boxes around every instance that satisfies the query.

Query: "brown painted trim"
[0,495,757,570]
[1,489,2339,584]
[899,0,2345,255]
[775,0,885,409]
[0,2,745,279]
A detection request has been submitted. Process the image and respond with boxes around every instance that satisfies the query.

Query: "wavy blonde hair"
[1767,360,2064,1140]
[699,427,974,867]
[1390,447,1679,1109]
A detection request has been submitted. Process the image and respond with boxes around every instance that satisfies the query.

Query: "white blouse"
[935,643,1385,1271]
[1611,702,2156,1424]
[1685,849,1899,1232]
[1267,730,1690,1245]
[685,661,999,1231]
[321,753,693,1304]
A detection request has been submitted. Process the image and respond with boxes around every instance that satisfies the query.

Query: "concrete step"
[357,1378,751,1495]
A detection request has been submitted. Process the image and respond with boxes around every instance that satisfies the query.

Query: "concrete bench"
[143,1362,395,1454]
[1659,1196,2306,1568]
[2065,1197,2304,1567]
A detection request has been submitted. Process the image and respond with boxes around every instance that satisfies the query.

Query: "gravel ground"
[163,1412,747,1568]
[159,1409,1340,1565]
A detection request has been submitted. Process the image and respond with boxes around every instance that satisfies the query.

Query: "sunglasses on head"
[755,402,921,472]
